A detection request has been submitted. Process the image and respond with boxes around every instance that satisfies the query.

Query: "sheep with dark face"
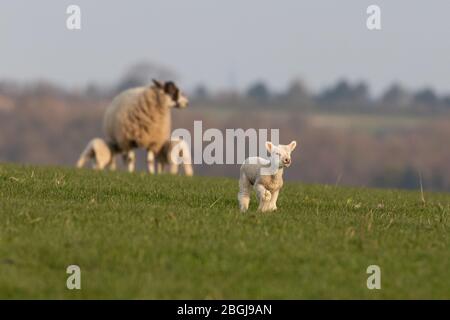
[103,80,188,173]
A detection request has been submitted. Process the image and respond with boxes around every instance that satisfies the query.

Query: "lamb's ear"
[152,79,163,88]
[265,141,273,153]
[289,140,297,151]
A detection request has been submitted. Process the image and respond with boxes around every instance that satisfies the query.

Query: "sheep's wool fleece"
[103,86,171,153]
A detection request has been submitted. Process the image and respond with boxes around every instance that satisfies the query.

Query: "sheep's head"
[152,79,189,109]
[266,141,297,169]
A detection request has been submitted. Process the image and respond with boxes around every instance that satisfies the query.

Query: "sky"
[1,0,450,95]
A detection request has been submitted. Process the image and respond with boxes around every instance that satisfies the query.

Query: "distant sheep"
[238,141,297,212]
[155,138,193,176]
[76,138,116,170]
[103,80,188,173]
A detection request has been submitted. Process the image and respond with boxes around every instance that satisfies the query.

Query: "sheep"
[155,138,194,176]
[103,79,188,173]
[76,138,116,170]
[238,141,297,212]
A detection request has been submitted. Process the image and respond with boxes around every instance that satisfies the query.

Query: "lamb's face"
[153,79,189,109]
[266,141,297,169]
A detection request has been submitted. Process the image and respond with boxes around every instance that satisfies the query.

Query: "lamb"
[238,141,297,212]
[103,79,188,173]
[155,138,194,176]
[76,138,116,170]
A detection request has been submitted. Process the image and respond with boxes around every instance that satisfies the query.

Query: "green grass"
[0,163,449,299]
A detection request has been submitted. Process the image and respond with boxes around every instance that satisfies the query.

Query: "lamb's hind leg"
[238,173,251,212]
[96,151,111,171]
[108,155,117,171]
[76,153,89,169]
[76,145,93,169]
[255,183,272,212]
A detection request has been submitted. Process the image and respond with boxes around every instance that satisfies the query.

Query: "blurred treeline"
[1,62,450,191]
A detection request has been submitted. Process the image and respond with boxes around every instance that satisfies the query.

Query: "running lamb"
[238,141,297,212]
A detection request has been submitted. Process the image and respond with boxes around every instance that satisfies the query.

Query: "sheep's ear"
[152,79,163,88]
[164,82,180,100]
[265,141,273,153]
[289,140,297,151]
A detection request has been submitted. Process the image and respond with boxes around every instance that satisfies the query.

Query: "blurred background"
[1,0,450,191]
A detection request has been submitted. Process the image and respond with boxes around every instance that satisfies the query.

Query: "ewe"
[238,141,297,212]
[155,138,194,176]
[103,80,188,173]
[76,138,115,170]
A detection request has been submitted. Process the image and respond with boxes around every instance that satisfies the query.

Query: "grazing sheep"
[238,141,297,212]
[155,138,193,176]
[103,79,188,173]
[76,138,116,170]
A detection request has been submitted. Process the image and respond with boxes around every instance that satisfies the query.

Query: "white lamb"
[155,138,193,176]
[238,141,297,212]
[76,138,116,170]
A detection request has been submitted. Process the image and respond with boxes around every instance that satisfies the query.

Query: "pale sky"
[1,0,450,95]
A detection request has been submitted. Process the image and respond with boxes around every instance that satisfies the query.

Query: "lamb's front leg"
[255,183,272,212]
[238,173,251,212]
[268,189,279,211]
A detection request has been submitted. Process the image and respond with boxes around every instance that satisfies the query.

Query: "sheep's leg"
[238,173,251,212]
[147,150,155,174]
[268,190,279,211]
[255,183,271,212]
[125,150,136,173]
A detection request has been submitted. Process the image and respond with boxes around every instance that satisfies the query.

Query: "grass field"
[0,163,449,299]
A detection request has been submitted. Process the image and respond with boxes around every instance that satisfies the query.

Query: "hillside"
[3,88,450,192]
[0,163,449,299]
